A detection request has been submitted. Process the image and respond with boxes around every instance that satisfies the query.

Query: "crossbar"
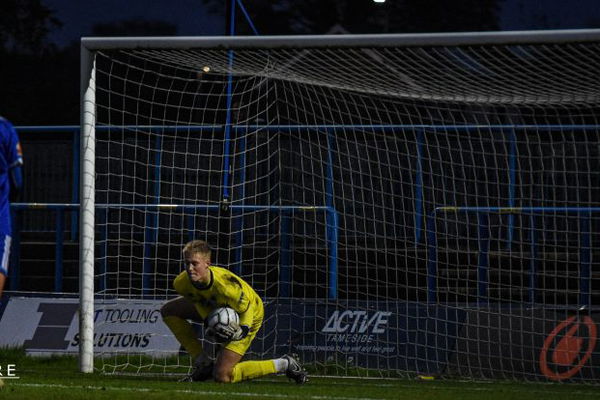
[81,29,600,50]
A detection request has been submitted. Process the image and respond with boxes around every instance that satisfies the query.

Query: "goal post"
[81,30,600,380]
[80,46,95,373]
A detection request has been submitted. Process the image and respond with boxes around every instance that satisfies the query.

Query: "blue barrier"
[8,203,339,298]
[14,124,600,302]
[426,206,597,307]
[10,203,79,292]
[16,124,600,250]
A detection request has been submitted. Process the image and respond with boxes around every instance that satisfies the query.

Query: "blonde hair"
[182,240,212,259]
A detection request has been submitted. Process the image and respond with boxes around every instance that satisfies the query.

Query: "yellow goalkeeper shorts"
[224,298,264,356]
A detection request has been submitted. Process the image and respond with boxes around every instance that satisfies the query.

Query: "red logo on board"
[539,315,597,381]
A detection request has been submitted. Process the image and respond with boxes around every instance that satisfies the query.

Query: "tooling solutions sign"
[0,297,179,355]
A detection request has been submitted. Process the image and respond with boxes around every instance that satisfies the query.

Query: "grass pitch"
[1,348,599,400]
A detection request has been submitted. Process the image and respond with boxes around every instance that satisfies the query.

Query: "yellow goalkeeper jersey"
[173,266,263,329]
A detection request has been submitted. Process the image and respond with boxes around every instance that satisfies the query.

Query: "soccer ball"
[205,307,240,338]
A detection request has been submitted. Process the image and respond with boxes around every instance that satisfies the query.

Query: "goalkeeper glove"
[231,325,249,341]
[206,324,249,343]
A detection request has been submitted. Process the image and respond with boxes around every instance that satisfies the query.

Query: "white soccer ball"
[206,306,240,333]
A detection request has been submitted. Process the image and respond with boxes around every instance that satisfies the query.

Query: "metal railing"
[13,124,600,304]
[426,207,597,307]
[9,203,339,298]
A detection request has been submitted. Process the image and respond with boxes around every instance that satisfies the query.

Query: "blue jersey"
[0,117,23,235]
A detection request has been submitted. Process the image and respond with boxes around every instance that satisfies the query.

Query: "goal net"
[80,31,600,381]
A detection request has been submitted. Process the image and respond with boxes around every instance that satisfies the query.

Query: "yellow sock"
[162,316,203,359]
[231,360,277,383]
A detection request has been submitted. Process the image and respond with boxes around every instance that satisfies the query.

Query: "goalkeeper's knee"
[213,366,233,383]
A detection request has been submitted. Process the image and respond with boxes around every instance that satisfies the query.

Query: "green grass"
[2,348,600,400]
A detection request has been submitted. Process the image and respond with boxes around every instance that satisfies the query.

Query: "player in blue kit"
[0,117,23,299]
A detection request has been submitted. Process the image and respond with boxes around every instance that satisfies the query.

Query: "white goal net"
[80,31,600,381]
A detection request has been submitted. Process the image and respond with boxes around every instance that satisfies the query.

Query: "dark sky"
[42,0,600,48]
[43,0,224,47]
[501,0,600,30]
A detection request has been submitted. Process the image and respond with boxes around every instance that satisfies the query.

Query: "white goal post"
[81,30,600,380]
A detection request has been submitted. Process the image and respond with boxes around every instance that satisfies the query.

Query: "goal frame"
[80,29,600,373]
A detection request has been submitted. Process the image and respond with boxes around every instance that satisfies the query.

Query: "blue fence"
[9,203,339,298]
[12,125,600,303]
[426,206,597,308]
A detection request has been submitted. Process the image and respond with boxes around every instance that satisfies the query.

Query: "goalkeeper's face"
[185,252,211,283]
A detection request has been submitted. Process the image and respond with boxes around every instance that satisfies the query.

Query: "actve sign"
[322,310,392,344]
[539,315,597,381]
[322,310,392,333]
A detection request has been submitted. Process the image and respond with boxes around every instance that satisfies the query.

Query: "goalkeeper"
[161,240,307,384]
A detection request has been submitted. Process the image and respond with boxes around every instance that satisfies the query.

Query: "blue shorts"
[0,233,11,276]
